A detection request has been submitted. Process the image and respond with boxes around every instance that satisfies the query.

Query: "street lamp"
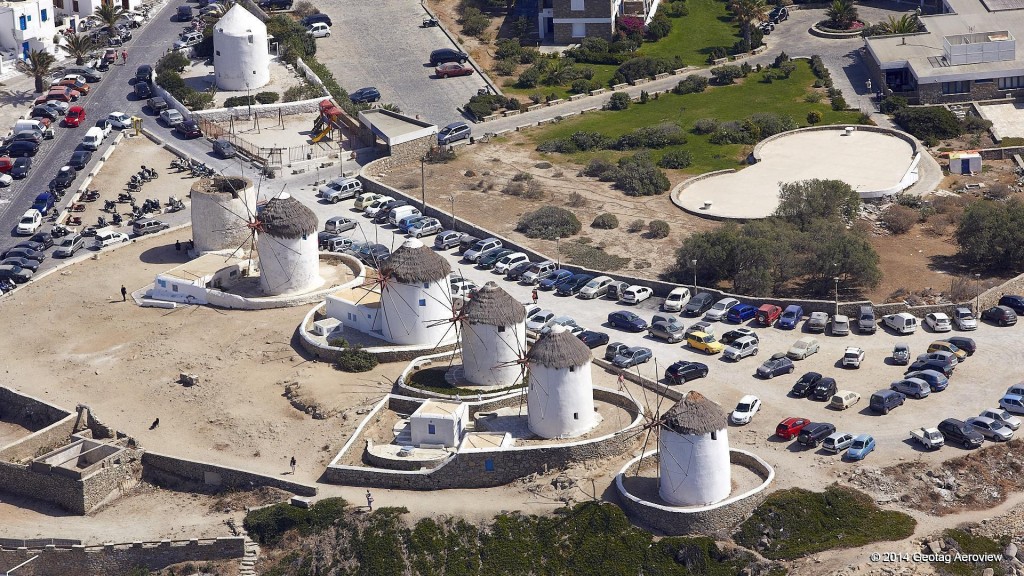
[556,237,561,268]
[975,273,981,312]
[691,259,698,291]
[245,81,251,117]
[834,276,840,316]
[443,194,456,232]
[420,156,427,213]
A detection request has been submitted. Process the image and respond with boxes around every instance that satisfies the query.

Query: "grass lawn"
[501,64,620,101]
[530,60,866,174]
[640,0,741,65]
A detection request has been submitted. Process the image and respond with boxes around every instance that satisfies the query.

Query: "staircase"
[240,535,260,576]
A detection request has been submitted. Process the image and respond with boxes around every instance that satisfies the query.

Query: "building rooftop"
[413,399,464,418]
[160,253,250,282]
[460,432,509,449]
[358,109,437,146]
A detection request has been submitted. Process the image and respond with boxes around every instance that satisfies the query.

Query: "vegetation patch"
[407,367,525,396]
[335,347,379,372]
[735,485,916,560]
[244,497,349,545]
[516,206,582,239]
[935,529,1007,576]
[560,241,631,271]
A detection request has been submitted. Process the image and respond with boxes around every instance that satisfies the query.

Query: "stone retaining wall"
[0,388,76,463]
[141,452,317,496]
[0,538,244,576]
[0,460,85,513]
[615,449,773,536]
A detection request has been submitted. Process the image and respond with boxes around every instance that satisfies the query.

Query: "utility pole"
[834,276,840,316]
[420,157,427,213]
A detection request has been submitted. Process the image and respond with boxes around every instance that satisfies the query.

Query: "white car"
[621,285,653,304]
[729,395,760,425]
[106,112,132,129]
[842,346,865,368]
[786,336,819,360]
[449,277,478,300]
[965,416,1014,442]
[953,307,977,331]
[493,252,528,274]
[539,315,578,335]
[52,74,86,88]
[525,309,555,332]
[705,297,739,321]
[0,173,12,187]
[159,109,184,126]
[16,209,42,235]
[979,408,1021,431]
[830,314,850,336]
[94,231,129,248]
[662,287,691,312]
[362,197,394,217]
[925,312,952,332]
[307,22,331,38]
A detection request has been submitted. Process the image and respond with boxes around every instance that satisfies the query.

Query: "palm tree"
[728,0,769,47]
[19,49,57,93]
[825,0,858,29]
[62,33,97,65]
[880,13,921,34]
[94,1,125,31]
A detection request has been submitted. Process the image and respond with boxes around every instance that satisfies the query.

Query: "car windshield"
[19,216,33,224]
[844,351,859,358]
[783,311,795,318]
[851,440,866,449]
[712,302,728,310]
[795,341,808,349]
[736,403,751,412]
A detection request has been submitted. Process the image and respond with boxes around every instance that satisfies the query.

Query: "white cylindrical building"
[659,391,731,507]
[190,176,258,255]
[376,238,454,346]
[527,325,596,439]
[256,193,320,296]
[461,282,527,388]
[213,5,270,92]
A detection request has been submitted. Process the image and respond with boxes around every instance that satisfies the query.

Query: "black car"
[350,87,381,104]
[556,274,595,296]
[176,120,202,138]
[943,336,976,356]
[720,328,759,345]
[177,5,194,20]
[30,105,59,121]
[577,330,610,349]
[810,377,838,401]
[790,371,822,398]
[797,422,835,448]
[769,6,789,22]
[429,48,469,66]
[5,140,39,157]
[213,138,237,158]
[69,150,93,170]
[52,166,76,189]
[0,265,33,283]
[147,97,168,113]
[906,359,954,377]
[10,157,31,179]
[28,231,53,249]
[65,67,102,83]
[9,240,45,254]
[937,418,984,448]
[505,260,533,281]
[358,243,391,264]
[998,295,1024,314]
[665,360,709,384]
[1,257,40,272]
[301,13,333,27]
[683,292,715,316]
[981,305,1017,326]
[134,81,152,98]
[11,131,42,144]
[2,248,44,262]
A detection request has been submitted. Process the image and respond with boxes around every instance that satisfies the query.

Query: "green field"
[640,0,741,65]
[501,64,620,101]
[530,60,865,173]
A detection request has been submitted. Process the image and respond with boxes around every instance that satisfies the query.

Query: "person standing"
[531,288,538,305]
[122,50,128,64]
[175,240,182,252]
[289,456,296,474]
[121,285,127,301]
[365,490,374,511]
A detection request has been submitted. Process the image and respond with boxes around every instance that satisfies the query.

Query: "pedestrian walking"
[121,285,127,301]
[122,50,128,64]
[365,490,374,511]
[531,288,538,305]
[289,456,296,474]
[175,240,182,252]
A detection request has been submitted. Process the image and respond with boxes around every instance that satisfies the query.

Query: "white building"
[256,193,321,296]
[461,281,527,388]
[191,176,259,255]
[409,399,468,448]
[0,0,57,60]
[659,391,731,507]
[526,325,596,439]
[53,0,143,23]
[151,254,249,305]
[213,4,270,92]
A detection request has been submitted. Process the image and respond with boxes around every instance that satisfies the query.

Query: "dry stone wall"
[0,538,244,576]
[0,387,70,431]
[0,415,77,463]
[142,452,317,496]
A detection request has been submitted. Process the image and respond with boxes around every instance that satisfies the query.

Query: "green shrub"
[613,56,681,83]
[495,38,522,60]
[570,78,599,93]
[460,6,491,37]
[879,95,907,114]
[706,46,728,63]
[494,59,517,76]
[804,91,824,103]
[224,95,256,108]
[560,241,631,270]
[335,347,378,372]
[659,150,693,169]
[673,74,708,95]
[613,152,670,196]
[326,337,348,348]
[648,220,670,238]
[894,106,962,140]
[807,110,822,124]
[830,95,848,110]
[646,13,672,40]
[614,123,686,150]
[243,498,349,545]
[255,91,279,104]
[580,158,617,180]
[591,213,619,229]
[692,117,719,134]
[607,91,631,110]
[156,50,190,75]
[710,65,744,85]
[515,206,581,239]
[282,83,324,102]
[564,36,636,66]
[664,0,688,16]
[512,172,533,182]
[627,219,645,232]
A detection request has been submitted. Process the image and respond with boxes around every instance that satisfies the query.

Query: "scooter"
[51,224,71,237]
[421,17,439,27]
[477,86,490,96]
[166,196,185,212]
[82,189,100,201]
[103,199,117,212]
[111,212,123,225]
[118,191,135,203]
[96,215,108,228]
[143,166,158,179]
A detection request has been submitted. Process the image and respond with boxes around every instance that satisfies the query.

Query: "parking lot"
[312,0,484,126]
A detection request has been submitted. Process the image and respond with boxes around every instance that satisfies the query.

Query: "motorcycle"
[171,158,189,172]
[118,191,135,203]
[103,199,117,212]
[111,212,123,225]
[143,166,158,179]
[96,216,108,228]
[166,196,185,212]
[82,189,100,201]
[421,17,439,27]
[477,86,490,96]
[129,174,144,186]
[51,224,71,237]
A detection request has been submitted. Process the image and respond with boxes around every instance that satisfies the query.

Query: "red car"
[65,106,86,127]
[435,62,474,78]
[775,417,811,440]
[0,156,13,173]
[757,304,782,326]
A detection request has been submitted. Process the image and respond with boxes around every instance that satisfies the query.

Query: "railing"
[0,538,82,549]
[193,117,336,168]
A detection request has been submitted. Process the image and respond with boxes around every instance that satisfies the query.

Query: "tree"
[672,223,743,286]
[825,0,858,29]
[879,13,921,34]
[19,49,56,93]
[61,34,96,66]
[774,179,861,231]
[94,2,125,31]
[893,106,962,142]
[800,219,881,292]
[955,199,1024,270]
[728,0,769,47]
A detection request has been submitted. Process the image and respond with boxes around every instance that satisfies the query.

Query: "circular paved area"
[675,128,917,220]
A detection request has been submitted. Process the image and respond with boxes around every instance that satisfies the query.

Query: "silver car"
[409,217,442,238]
[978,409,1021,431]
[965,416,1014,441]
[53,233,84,257]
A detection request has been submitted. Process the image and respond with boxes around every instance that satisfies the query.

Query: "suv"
[464,237,501,262]
[133,218,169,236]
[953,306,977,330]
[998,294,1024,314]
[438,122,471,145]
[723,336,759,361]
[429,48,469,66]
[858,304,876,333]
[318,177,362,202]
[135,64,154,84]
[683,292,714,316]
[757,353,795,379]
[797,422,836,447]
[937,418,984,448]
[349,87,381,104]
[769,6,788,22]
[869,389,905,414]
[648,321,685,343]
[434,230,464,250]
[809,377,838,401]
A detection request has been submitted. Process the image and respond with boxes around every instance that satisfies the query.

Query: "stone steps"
[239,534,260,575]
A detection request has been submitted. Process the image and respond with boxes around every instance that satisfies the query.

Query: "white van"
[388,205,421,226]
[14,119,53,139]
[883,312,919,334]
[94,229,129,248]
[82,126,104,151]
[663,287,692,312]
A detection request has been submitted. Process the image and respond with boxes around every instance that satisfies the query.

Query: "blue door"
[22,41,29,60]
[961,158,971,174]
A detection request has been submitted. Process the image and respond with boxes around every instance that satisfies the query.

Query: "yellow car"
[687,332,723,354]
[927,340,968,361]
[354,192,384,210]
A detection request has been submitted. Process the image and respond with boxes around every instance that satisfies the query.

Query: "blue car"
[538,269,573,291]
[608,310,648,332]
[904,369,948,392]
[726,303,757,323]
[845,434,875,461]
[556,274,594,296]
[778,305,803,329]
[397,215,426,233]
[31,192,55,215]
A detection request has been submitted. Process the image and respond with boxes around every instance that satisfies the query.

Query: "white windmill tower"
[214,4,270,91]
[658,390,731,507]
[256,193,321,296]
[526,325,596,439]
[374,238,454,346]
[460,281,527,388]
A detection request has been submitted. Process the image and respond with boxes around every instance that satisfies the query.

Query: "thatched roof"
[259,194,318,239]
[662,391,727,436]
[527,325,592,369]
[380,238,451,283]
[463,282,526,326]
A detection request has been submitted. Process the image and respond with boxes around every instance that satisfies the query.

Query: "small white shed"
[410,400,468,448]
[949,152,982,174]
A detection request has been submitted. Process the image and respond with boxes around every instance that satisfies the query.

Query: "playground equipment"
[312,99,345,143]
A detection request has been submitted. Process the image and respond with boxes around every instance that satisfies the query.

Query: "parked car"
[684,321,715,339]
[842,346,865,368]
[28,232,53,250]
[147,97,169,113]
[0,257,40,272]
[538,269,573,291]
[790,372,823,398]
[604,342,630,361]
[160,109,184,127]
[891,377,930,399]
[979,408,1021,430]
[726,303,757,323]
[809,377,838,401]
[475,248,512,270]
[723,336,759,361]
[830,390,861,410]
[823,432,855,453]
[30,105,60,121]
[705,297,739,321]
[301,13,333,27]
[1000,394,1024,415]
[51,166,76,189]
[435,62,474,78]
[778,305,803,329]
[555,273,594,296]
[307,22,331,37]
[607,310,648,331]
[663,287,691,312]
[175,120,202,138]
[883,312,919,334]
[4,140,40,157]
[438,122,471,145]
[492,252,528,274]
[806,312,829,333]
[830,314,850,336]
[578,276,613,299]
[756,304,782,326]
[845,435,875,461]
[409,218,443,239]
[2,247,43,262]
[729,395,761,425]
[665,360,709,384]
[981,305,1017,326]
[927,340,967,361]
[910,427,944,450]
[9,157,30,179]
[432,230,463,250]
[798,422,836,447]
[0,264,33,283]
[621,285,653,304]
[354,192,385,210]
[683,292,715,316]
[905,369,949,392]
[68,150,92,170]
[643,321,681,344]
[65,66,102,83]
[916,350,958,368]
[720,327,757,345]
[998,294,1024,314]
[943,336,976,356]
[520,260,557,284]
[769,5,789,22]
[606,280,631,301]
[953,306,977,330]
[892,343,911,365]
[577,330,609,349]
[505,260,534,282]
[106,112,133,129]
[539,316,581,336]
[965,417,1014,442]
[687,331,723,355]
[65,105,86,127]
[349,87,381,104]
[937,418,984,448]
[324,216,358,234]
[214,137,237,158]
[775,417,811,440]
[925,312,952,332]
[787,336,820,360]
[429,47,469,66]
[525,309,555,332]
[53,233,85,257]
[16,209,42,235]
[612,346,653,368]
[463,237,501,262]
[757,353,795,379]
[857,304,876,333]
[133,81,152,98]
[869,389,906,414]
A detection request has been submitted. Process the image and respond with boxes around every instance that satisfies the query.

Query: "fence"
[192,117,335,168]
[0,538,81,549]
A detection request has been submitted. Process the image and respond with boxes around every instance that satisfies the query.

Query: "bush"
[516,66,541,88]
[692,117,719,134]
[627,219,645,232]
[495,38,522,61]
[664,0,688,16]
[512,171,532,182]
[156,50,190,75]
[613,56,681,83]
[460,6,491,37]
[255,91,279,104]
[283,83,325,102]
[879,205,918,234]
[335,348,378,372]
[830,95,848,110]
[570,78,600,94]
[893,106,962,141]
[567,191,588,207]
[710,65,744,85]
[673,74,708,95]
[494,59,517,76]
[879,95,907,114]
[244,497,349,545]
[224,95,256,107]
[807,110,822,124]
[804,91,824,103]
[646,13,672,40]
[614,123,686,150]
[591,213,619,229]
[564,36,635,66]
[659,150,693,169]
[580,158,617,180]
[515,206,581,239]
[614,152,670,196]
[607,92,631,110]
[648,220,670,238]
[706,46,728,63]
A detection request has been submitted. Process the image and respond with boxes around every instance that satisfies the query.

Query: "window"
[711,431,718,440]
[72,1,79,11]
[428,423,436,435]
[230,270,238,277]
[41,9,47,21]
[54,0,63,8]
[975,78,993,84]
[999,75,1024,90]
[419,299,426,307]
[158,279,166,288]
[172,285,179,292]
[497,326,506,333]
[569,366,575,372]
[216,50,221,56]
[941,81,970,95]
[573,412,579,420]
[423,282,430,288]
[484,459,494,471]
[571,22,586,37]
[570,0,584,9]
